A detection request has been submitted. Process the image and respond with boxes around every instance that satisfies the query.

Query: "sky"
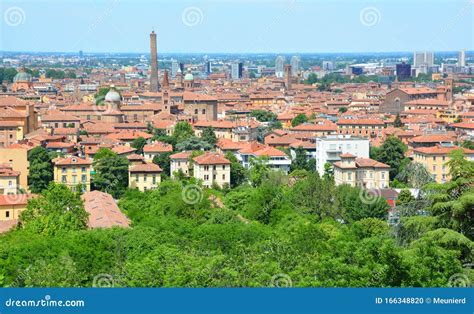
[1,0,473,53]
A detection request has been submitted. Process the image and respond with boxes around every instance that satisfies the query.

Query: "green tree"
[291,147,308,171]
[131,137,147,154]
[19,183,88,236]
[396,189,415,206]
[152,152,172,177]
[0,67,18,82]
[338,107,348,113]
[176,136,212,151]
[201,127,217,146]
[250,110,277,122]
[374,136,408,180]
[172,122,194,145]
[461,140,474,150]
[424,149,474,238]
[395,162,434,189]
[92,149,129,198]
[27,146,54,193]
[249,156,270,187]
[291,114,308,127]
[393,114,403,128]
[323,162,334,181]
[225,152,247,187]
[336,185,390,222]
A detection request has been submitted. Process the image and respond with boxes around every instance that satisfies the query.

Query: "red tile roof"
[82,191,130,229]
[129,163,163,173]
[193,152,230,165]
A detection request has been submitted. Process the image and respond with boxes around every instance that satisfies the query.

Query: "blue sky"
[1,0,473,53]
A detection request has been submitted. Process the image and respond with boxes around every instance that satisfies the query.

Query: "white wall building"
[315,135,370,176]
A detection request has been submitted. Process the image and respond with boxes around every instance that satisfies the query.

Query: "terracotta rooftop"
[81,191,130,229]
[170,151,192,159]
[129,163,163,173]
[193,152,231,165]
[53,156,92,166]
[143,142,173,153]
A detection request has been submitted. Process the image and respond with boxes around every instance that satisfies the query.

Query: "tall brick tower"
[284,64,292,90]
[149,30,160,92]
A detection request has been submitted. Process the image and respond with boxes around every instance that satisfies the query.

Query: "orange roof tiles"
[193,152,230,165]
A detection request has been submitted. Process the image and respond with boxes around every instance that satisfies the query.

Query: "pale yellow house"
[193,152,231,188]
[53,157,93,192]
[333,154,390,189]
[170,151,192,177]
[0,194,29,222]
[143,142,173,163]
[129,163,163,192]
[0,164,20,195]
[0,147,28,189]
[413,145,474,183]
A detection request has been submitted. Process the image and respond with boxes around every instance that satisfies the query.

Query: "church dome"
[184,72,194,81]
[13,71,32,82]
[105,87,121,102]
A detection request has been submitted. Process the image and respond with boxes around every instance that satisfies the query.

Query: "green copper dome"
[184,72,194,81]
[13,71,32,82]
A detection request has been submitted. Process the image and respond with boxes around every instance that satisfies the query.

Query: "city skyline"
[1,0,473,54]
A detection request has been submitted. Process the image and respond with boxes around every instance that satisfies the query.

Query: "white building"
[315,135,369,176]
[236,142,291,173]
[275,56,285,78]
[414,51,434,68]
[458,49,466,67]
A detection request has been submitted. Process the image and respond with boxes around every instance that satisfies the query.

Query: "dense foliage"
[1,158,471,287]
[27,146,54,193]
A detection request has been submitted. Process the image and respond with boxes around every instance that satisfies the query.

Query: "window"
[347,173,352,180]
[204,175,209,180]
[81,175,87,182]
[194,109,198,114]
[62,175,67,183]
[202,109,206,114]
[381,172,385,179]
[8,180,12,187]
[5,211,10,218]
[222,165,225,170]
[433,165,436,171]
[135,174,139,182]
[72,175,77,184]
[144,174,147,182]
[72,167,77,173]
[152,175,156,184]
[62,167,67,174]
[81,167,86,172]
[213,165,216,171]
[222,174,225,180]
[204,165,209,171]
